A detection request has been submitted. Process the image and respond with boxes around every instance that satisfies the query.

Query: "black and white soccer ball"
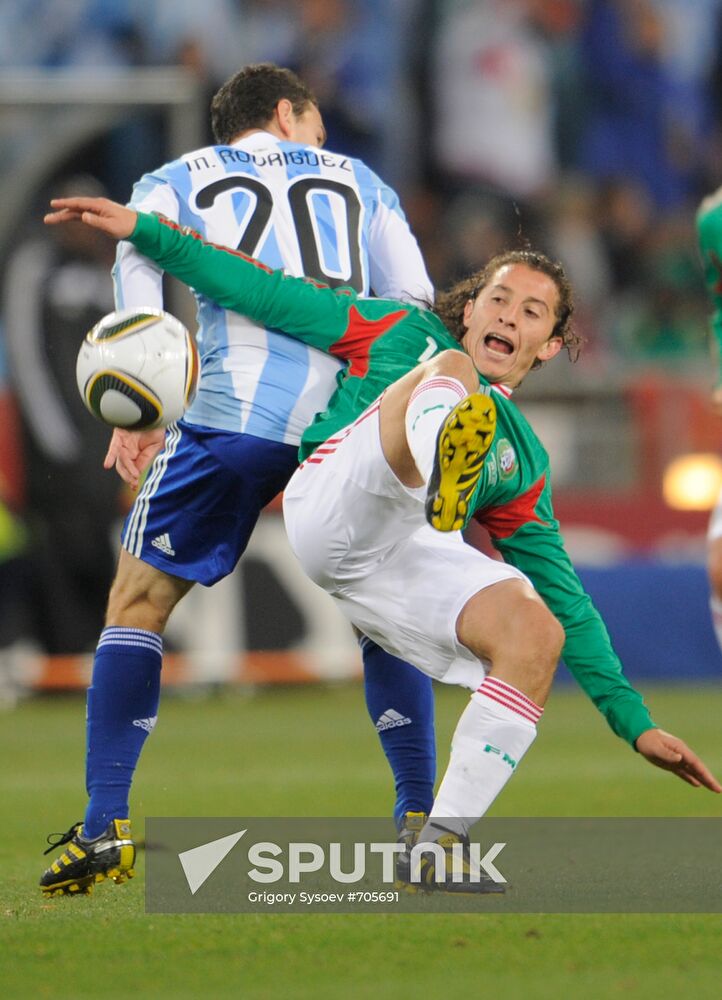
[76,308,200,430]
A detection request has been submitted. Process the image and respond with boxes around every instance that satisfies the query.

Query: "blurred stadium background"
[1,0,722,698]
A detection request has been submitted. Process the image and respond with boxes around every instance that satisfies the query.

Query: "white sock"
[404,376,468,482]
[711,594,722,655]
[428,676,543,837]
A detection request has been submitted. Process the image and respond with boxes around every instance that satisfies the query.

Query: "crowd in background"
[2,0,722,654]
[0,0,722,365]
[2,0,722,366]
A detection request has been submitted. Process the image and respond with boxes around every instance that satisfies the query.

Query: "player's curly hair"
[211,63,318,145]
[434,249,581,367]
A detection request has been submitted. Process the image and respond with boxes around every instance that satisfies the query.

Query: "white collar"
[231,130,279,149]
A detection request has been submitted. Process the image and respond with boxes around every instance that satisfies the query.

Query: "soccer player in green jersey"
[46,197,721,892]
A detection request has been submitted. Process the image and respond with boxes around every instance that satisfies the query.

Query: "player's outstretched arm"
[45,197,137,240]
[46,195,405,359]
[635,728,721,791]
[104,427,166,490]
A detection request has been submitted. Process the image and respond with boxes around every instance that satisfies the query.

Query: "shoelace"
[43,822,82,856]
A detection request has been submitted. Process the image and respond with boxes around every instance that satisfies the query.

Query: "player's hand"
[635,728,721,792]
[104,427,166,490]
[44,197,137,240]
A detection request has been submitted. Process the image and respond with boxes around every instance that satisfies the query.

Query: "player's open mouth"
[484,333,514,355]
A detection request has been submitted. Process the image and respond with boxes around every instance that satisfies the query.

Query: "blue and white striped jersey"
[113,130,433,444]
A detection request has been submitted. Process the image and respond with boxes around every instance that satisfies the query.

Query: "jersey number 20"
[195,176,364,291]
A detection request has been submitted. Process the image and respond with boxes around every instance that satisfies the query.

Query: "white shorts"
[283,402,528,689]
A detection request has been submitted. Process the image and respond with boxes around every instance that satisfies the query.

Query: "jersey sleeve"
[366,184,434,306]
[129,211,407,356]
[475,474,656,746]
[112,177,180,310]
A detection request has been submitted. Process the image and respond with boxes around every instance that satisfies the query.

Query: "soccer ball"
[76,308,200,430]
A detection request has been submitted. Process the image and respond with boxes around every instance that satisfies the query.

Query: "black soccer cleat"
[40,818,136,896]
[425,393,497,532]
[395,826,506,895]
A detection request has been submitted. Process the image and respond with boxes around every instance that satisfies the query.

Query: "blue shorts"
[121,420,300,585]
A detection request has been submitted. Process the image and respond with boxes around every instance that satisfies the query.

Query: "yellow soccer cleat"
[40,818,136,896]
[395,825,506,895]
[425,393,497,532]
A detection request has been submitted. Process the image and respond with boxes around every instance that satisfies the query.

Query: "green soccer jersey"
[129,211,655,745]
[696,189,722,384]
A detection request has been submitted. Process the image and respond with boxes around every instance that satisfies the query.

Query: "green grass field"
[3,681,722,999]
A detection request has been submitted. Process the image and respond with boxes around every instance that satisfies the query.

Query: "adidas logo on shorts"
[151,533,175,556]
[375,708,412,732]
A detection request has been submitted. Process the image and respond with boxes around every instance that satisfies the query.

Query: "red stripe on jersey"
[474,475,547,540]
[329,306,408,378]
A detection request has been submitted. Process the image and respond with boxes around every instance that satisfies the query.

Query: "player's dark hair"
[434,249,580,367]
[211,63,318,144]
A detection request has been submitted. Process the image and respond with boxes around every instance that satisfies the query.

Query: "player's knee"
[510,598,564,682]
[531,605,565,675]
[422,350,478,391]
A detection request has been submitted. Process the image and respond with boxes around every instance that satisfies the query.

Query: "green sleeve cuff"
[129,210,157,246]
[612,701,656,748]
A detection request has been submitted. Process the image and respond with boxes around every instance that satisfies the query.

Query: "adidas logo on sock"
[375,708,412,732]
[132,716,157,733]
[151,533,175,556]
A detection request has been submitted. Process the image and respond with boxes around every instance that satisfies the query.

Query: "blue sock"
[361,637,436,824]
[84,627,162,839]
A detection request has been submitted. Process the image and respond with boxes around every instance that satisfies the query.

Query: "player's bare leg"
[456,579,563,705]
[106,549,194,631]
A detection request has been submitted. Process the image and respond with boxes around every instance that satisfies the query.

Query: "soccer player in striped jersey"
[39,65,437,896]
[45,199,721,892]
